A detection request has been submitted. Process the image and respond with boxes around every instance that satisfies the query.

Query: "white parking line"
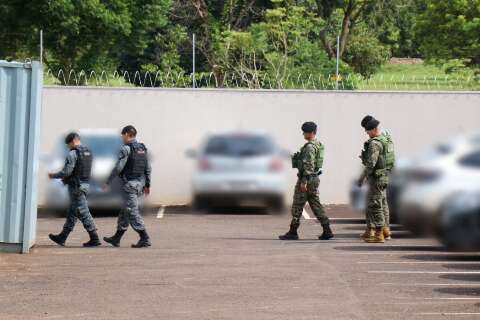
[156,206,165,219]
[369,271,480,274]
[302,209,313,220]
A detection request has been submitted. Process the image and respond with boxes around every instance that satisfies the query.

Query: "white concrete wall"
[40,87,480,205]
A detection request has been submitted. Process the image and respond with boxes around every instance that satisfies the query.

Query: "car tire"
[268,197,285,215]
[193,195,209,211]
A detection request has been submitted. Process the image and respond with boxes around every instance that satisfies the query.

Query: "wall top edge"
[43,86,480,95]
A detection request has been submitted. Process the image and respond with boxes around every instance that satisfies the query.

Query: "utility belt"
[297,170,322,179]
[62,176,89,186]
[371,168,391,178]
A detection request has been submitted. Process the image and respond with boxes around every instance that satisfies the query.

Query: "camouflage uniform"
[360,136,390,229]
[290,139,329,230]
[51,150,97,233]
[106,140,151,232]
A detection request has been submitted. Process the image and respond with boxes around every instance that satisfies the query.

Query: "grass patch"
[357,63,479,91]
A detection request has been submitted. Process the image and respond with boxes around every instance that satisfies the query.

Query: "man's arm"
[144,156,152,188]
[300,144,316,184]
[49,150,77,179]
[364,141,381,177]
[105,146,130,185]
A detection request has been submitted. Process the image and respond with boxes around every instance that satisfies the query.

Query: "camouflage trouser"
[366,178,389,228]
[63,184,97,233]
[117,180,146,232]
[290,177,329,230]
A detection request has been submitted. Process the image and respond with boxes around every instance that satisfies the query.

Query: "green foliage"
[344,26,390,78]
[215,5,356,89]
[415,0,480,66]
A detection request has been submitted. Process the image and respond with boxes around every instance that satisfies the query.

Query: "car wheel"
[193,195,209,211]
[268,197,285,214]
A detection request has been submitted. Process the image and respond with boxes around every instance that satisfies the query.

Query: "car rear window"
[57,135,122,157]
[204,135,274,157]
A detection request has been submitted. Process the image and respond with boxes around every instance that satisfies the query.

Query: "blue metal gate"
[0,61,43,253]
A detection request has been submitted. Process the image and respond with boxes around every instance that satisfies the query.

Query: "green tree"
[216,4,355,88]
[415,0,480,66]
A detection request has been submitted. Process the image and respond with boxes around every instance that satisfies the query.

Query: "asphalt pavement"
[1,205,479,319]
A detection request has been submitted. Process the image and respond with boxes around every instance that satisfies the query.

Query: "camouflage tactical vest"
[292,140,324,173]
[361,132,395,176]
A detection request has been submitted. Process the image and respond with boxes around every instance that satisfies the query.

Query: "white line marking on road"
[358,261,480,264]
[302,209,313,220]
[381,283,479,287]
[369,271,480,274]
[156,206,165,219]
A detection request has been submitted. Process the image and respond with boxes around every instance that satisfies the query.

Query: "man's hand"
[102,184,109,192]
[300,183,308,193]
[144,187,150,196]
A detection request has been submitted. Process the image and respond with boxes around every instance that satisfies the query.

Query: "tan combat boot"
[360,228,374,240]
[365,228,385,243]
[383,226,392,240]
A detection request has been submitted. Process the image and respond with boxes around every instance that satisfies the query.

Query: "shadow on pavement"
[197,206,277,215]
[402,254,480,262]
[343,225,406,231]
[334,245,445,252]
[439,274,480,282]
[434,287,480,296]
[442,264,480,271]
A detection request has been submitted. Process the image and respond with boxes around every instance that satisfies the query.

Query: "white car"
[188,132,288,212]
[440,190,480,250]
[45,129,124,211]
[395,132,480,235]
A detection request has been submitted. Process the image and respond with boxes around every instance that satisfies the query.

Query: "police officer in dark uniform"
[103,125,152,248]
[48,132,101,247]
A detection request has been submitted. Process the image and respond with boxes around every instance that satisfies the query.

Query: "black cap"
[301,122,317,133]
[65,132,80,144]
[121,125,137,137]
[361,115,380,131]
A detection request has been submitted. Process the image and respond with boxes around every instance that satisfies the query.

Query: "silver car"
[45,129,124,211]
[395,132,480,235]
[188,132,288,212]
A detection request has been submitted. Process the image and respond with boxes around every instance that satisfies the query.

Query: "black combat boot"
[131,230,152,248]
[49,229,70,246]
[319,224,334,240]
[103,229,126,247]
[278,225,299,240]
[83,230,101,247]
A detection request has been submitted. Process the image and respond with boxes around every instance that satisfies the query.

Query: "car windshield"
[204,135,274,157]
[57,135,122,158]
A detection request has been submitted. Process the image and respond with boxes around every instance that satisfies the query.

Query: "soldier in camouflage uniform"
[358,116,395,243]
[103,125,152,248]
[48,132,101,247]
[279,122,333,240]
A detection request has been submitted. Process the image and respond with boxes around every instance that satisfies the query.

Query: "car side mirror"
[185,148,198,159]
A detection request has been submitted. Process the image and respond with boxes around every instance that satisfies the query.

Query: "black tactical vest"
[120,142,147,180]
[71,145,93,184]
